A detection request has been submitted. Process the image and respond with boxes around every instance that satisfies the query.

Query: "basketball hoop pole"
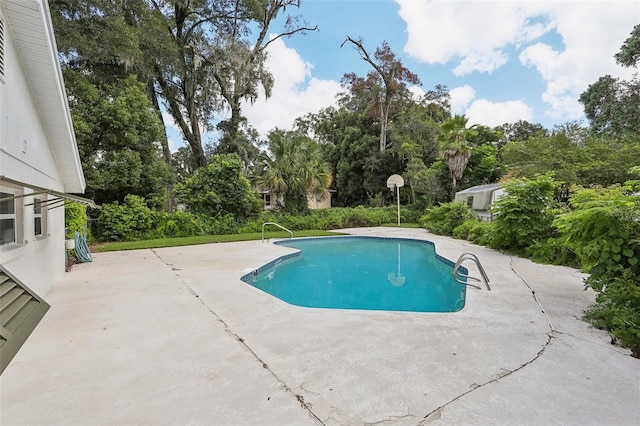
[386,174,404,227]
[396,184,400,226]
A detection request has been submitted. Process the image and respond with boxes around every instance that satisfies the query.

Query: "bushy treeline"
[421,174,640,356]
[91,195,421,241]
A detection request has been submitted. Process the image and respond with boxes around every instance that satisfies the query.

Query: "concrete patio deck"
[1,227,638,425]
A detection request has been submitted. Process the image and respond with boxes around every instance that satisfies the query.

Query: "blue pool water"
[242,236,466,312]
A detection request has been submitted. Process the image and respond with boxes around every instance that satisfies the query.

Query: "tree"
[255,131,332,214]
[50,0,175,165]
[66,72,172,206]
[494,120,548,147]
[151,0,315,167]
[207,0,317,156]
[295,106,380,207]
[501,133,584,184]
[460,144,504,189]
[51,0,316,170]
[615,24,640,68]
[580,24,640,136]
[437,115,477,190]
[341,37,421,152]
[501,132,640,187]
[175,154,262,219]
[580,75,640,136]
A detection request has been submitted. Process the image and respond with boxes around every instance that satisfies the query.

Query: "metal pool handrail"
[262,222,293,242]
[452,252,491,290]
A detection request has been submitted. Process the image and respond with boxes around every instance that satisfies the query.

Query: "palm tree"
[437,115,477,189]
[255,131,332,214]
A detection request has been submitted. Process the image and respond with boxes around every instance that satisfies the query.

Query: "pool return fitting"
[261,222,293,242]
[452,252,491,290]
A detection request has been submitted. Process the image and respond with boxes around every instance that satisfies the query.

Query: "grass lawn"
[91,230,345,252]
[90,224,421,253]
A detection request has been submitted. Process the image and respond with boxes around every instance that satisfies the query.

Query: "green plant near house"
[64,202,88,239]
[555,182,640,356]
[95,194,155,241]
[420,201,477,236]
[487,174,559,254]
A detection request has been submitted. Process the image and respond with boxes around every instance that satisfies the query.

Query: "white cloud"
[449,85,475,114]
[449,84,532,126]
[465,99,533,127]
[518,2,638,122]
[242,36,341,137]
[408,85,425,100]
[397,0,549,75]
[397,0,639,123]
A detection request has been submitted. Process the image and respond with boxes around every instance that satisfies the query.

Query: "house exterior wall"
[260,191,332,210]
[0,4,68,296]
[307,192,331,210]
[454,185,505,222]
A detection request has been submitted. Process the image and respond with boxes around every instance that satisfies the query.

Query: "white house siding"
[0,1,78,296]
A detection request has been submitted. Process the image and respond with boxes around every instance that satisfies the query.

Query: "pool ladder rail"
[452,252,491,291]
[262,222,293,242]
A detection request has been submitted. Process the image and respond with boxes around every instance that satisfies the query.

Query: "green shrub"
[584,270,640,357]
[555,184,640,280]
[343,206,375,227]
[420,201,477,236]
[555,183,640,356]
[64,202,88,239]
[95,195,155,241]
[466,220,493,245]
[155,211,202,238]
[488,175,558,254]
[452,218,478,240]
[526,237,580,267]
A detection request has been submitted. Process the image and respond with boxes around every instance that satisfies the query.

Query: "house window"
[264,193,271,208]
[0,191,15,244]
[466,196,474,208]
[34,198,44,236]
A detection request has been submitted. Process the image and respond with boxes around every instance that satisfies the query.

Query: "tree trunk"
[148,82,175,212]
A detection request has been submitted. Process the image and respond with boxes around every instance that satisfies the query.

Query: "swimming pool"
[242,236,466,312]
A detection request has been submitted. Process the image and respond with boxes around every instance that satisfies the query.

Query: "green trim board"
[0,266,50,374]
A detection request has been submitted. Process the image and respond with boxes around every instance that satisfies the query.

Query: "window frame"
[0,15,5,81]
[33,197,44,237]
[0,190,16,245]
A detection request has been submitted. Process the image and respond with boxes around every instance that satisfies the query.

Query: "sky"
[166,0,640,151]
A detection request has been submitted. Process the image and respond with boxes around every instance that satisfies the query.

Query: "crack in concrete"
[364,413,418,425]
[508,257,555,333]
[420,333,554,424]
[419,256,556,424]
[150,249,326,425]
[554,329,632,355]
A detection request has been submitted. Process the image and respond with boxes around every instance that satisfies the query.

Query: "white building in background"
[0,0,95,373]
[454,183,505,221]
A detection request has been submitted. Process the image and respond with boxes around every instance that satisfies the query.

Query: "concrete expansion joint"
[149,248,326,425]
